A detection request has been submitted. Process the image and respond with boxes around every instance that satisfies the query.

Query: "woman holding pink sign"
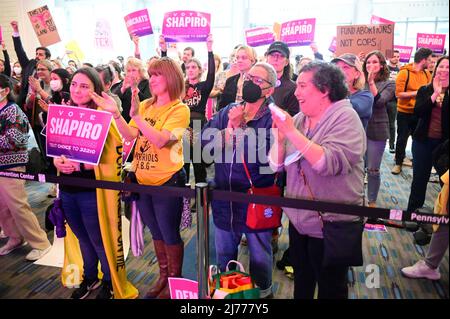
[54,67,137,300]
[93,57,190,299]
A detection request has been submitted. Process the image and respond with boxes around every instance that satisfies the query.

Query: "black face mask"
[242,80,262,103]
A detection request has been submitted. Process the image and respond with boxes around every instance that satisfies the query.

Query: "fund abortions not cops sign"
[46,105,113,165]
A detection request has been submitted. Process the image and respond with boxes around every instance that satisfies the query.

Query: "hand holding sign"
[159,34,167,52]
[10,21,19,33]
[206,33,213,52]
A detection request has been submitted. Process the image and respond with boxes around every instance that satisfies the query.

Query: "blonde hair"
[37,59,53,71]
[235,45,257,65]
[147,57,185,104]
[351,57,365,90]
[125,57,148,80]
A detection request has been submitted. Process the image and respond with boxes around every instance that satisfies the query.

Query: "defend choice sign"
[245,27,275,47]
[280,18,316,46]
[46,105,113,165]
[162,11,210,42]
[336,24,394,58]
[124,9,153,37]
[416,33,446,54]
[27,5,61,47]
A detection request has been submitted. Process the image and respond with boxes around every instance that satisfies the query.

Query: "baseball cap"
[267,41,290,58]
[331,53,363,72]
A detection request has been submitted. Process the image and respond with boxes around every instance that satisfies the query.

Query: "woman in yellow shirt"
[92,57,190,299]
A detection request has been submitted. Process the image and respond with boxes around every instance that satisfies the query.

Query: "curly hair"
[299,62,349,102]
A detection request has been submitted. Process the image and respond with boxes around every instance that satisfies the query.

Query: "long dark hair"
[69,67,104,109]
[0,74,15,103]
[431,55,449,82]
[363,50,390,83]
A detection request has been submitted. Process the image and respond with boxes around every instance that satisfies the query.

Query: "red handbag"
[242,158,282,230]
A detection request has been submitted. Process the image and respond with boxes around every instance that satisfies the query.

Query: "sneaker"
[389,147,395,154]
[25,246,51,261]
[401,260,441,280]
[71,278,102,299]
[403,158,413,167]
[391,165,402,175]
[0,240,28,256]
[96,281,114,299]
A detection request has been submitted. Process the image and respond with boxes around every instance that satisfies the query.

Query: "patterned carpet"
[0,147,448,299]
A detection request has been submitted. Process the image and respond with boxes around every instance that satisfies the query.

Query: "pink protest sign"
[27,5,61,47]
[46,105,113,165]
[124,9,153,37]
[245,27,275,47]
[162,11,210,42]
[371,15,395,25]
[417,33,446,54]
[364,224,388,233]
[122,138,136,165]
[280,18,315,47]
[394,45,413,63]
[328,37,337,53]
[168,277,198,299]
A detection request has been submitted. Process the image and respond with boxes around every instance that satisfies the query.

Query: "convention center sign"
[394,45,414,63]
[416,33,446,54]
[245,27,275,47]
[280,18,316,46]
[46,105,113,165]
[336,23,394,58]
[124,8,153,37]
[27,5,61,47]
[162,11,211,42]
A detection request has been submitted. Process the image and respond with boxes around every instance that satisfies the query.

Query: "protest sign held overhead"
[124,8,153,37]
[245,27,275,47]
[416,33,446,54]
[280,18,315,46]
[394,45,414,63]
[162,11,210,42]
[336,23,394,58]
[27,5,61,47]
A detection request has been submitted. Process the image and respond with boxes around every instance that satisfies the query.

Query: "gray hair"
[252,62,277,87]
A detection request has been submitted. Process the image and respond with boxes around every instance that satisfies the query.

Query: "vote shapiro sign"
[46,105,113,165]
[162,10,211,42]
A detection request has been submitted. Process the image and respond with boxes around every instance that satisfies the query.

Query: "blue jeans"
[61,191,111,281]
[367,139,386,203]
[407,138,441,212]
[214,226,273,293]
[136,169,186,245]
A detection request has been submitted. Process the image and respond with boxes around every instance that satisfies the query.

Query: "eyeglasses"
[37,68,49,72]
[244,73,272,86]
[267,52,286,60]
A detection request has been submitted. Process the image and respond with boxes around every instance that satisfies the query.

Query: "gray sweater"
[280,99,366,238]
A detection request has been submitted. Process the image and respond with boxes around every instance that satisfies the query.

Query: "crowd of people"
[0,17,448,300]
